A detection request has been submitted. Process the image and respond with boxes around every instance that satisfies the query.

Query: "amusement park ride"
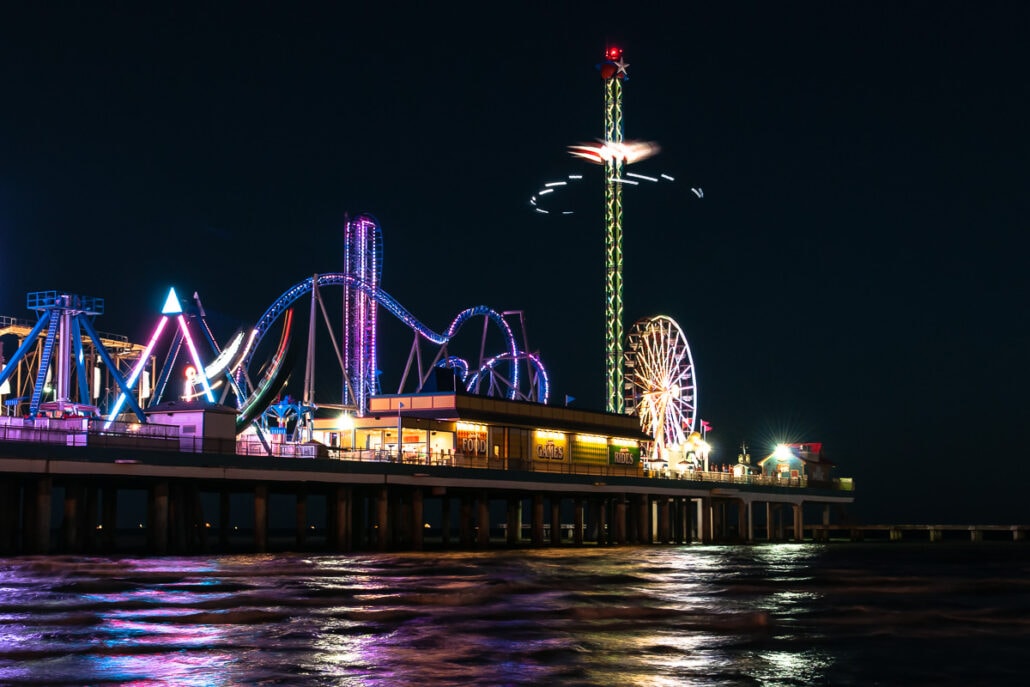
[0,47,703,466]
[544,46,704,466]
[0,216,551,437]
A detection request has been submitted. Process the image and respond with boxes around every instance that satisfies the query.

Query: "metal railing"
[644,467,809,488]
[0,417,853,490]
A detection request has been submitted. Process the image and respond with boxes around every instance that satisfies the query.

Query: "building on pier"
[308,391,649,476]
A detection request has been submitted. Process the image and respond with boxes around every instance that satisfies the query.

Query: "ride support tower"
[601,46,627,414]
[343,214,383,416]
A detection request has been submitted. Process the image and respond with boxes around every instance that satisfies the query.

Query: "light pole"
[397,401,404,461]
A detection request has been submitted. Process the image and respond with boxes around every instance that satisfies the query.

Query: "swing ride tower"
[601,46,627,414]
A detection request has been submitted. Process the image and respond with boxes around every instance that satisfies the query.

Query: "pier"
[0,410,854,555]
[809,523,1028,543]
[1,285,856,556]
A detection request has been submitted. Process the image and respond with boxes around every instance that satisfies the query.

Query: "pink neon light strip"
[103,316,169,428]
[178,314,215,402]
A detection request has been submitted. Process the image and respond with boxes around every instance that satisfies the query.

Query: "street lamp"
[397,401,404,461]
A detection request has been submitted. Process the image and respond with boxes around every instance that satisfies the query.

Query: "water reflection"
[1,545,1026,685]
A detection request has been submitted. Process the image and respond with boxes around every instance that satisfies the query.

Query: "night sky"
[2,2,1028,524]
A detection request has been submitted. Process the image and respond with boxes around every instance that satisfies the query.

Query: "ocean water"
[1,543,1027,686]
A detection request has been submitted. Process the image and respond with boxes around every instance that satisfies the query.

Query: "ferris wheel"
[624,315,698,462]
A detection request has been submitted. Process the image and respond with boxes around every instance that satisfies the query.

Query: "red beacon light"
[606,46,623,61]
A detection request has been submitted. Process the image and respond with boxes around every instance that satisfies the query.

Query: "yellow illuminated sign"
[575,434,607,445]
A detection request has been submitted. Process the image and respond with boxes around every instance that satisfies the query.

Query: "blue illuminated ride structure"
[237,273,550,415]
[0,292,144,420]
[342,214,382,419]
[230,213,549,432]
[0,215,550,436]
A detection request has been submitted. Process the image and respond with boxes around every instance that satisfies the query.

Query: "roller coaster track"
[239,273,547,416]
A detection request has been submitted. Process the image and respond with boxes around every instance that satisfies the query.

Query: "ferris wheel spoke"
[624,315,698,463]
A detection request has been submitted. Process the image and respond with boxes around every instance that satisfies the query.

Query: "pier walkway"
[1,420,854,555]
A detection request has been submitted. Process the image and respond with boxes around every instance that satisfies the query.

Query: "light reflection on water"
[1,544,1028,686]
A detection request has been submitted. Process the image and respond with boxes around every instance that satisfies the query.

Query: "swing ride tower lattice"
[602,46,627,414]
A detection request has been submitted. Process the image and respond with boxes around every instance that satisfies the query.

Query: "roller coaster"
[0,215,550,437]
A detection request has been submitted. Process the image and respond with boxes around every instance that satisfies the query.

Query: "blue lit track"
[240,273,548,411]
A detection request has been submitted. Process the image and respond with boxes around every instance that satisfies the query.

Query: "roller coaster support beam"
[78,316,147,422]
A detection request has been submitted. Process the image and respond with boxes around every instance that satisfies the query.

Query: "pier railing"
[1,416,853,491]
[808,523,1028,542]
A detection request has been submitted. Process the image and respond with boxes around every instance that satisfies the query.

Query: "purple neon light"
[177,314,215,402]
[103,315,169,428]
[344,215,381,416]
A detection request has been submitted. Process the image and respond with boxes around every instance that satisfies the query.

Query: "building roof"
[367,391,651,440]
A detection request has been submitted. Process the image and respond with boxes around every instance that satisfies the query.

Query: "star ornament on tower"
[598,46,629,81]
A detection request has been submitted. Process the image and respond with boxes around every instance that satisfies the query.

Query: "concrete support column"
[84,485,99,552]
[651,499,659,542]
[102,486,118,552]
[792,503,804,542]
[708,501,720,542]
[324,488,337,547]
[970,528,983,543]
[64,483,83,553]
[440,495,451,547]
[354,488,370,549]
[681,498,692,543]
[332,486,352,552]
[459,494,473,546]
[821,504,831,542]
[170,484,189,553]
[550,496,562,545]
[376,487,389,551]
[637,495,650,544]
[698,497,712,544]
[746,500,755,543]
[476,491,490,547]
[531,493,544,546]
[737,500,748,542]
[0,479,18,554]
[614,496,627,545]
[672,498,682,543]
[254,484,269,553]
[150,480,169,555]
[21,480,34,554]
[395,492,411,548]
[686,498,696,542]
[506,496,521,546]
[625,497,636,543]
[34,477,52,554]
[219,490,231,551]
[596,498,608,545]
[655,497,669,544]
[191,486,207,552]
[296,491,308,549]
[573,498,584,545]
[411,488,424,551]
